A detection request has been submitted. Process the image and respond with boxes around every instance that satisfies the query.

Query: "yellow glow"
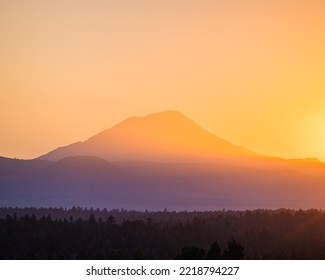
[1,1,325,160]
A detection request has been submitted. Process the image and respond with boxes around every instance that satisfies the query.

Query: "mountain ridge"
[2,110,325,210]
[39,110,256,162]
[1,154,325,210]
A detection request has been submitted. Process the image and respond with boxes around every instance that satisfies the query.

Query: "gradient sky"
[1,1,325,160]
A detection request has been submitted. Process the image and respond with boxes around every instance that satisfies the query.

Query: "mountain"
[38,110,325,175]
[39,111,256,162]
[1,156,324,210]
[0,156,148,209]
[2,111,325,210]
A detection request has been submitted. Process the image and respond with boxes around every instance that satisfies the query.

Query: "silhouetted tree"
[176,246,205,260]
[224,237,244,260]
[206,241,221,260]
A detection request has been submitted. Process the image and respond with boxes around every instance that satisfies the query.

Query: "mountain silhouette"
[39,110,256,162]
[1,155,324,210]
[2,111,325,210]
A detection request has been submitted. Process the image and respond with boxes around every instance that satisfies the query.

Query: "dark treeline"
[1,207,325,259]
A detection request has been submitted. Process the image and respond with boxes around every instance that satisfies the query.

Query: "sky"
[1,0,325,160]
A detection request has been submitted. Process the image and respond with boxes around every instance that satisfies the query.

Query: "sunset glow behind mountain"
[1,1,325,161]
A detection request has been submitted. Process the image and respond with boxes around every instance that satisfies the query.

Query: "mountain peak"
[39,110,255,162]
[131,110,185,118]
[146,110,188,118]
[117,110,194,129]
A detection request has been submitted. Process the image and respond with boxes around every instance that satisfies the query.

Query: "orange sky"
[1,1,325,160]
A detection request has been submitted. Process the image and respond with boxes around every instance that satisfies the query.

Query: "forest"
[1,207,325,259]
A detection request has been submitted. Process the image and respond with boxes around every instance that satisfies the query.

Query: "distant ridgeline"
[2,111,325,210]
[1,207,325,260]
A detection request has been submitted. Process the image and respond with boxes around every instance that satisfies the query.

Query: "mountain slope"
[32,156,144,199]
[0,156,147,208]
[2,111,325,210]
[1,156,325,210]
[39,111,256,162]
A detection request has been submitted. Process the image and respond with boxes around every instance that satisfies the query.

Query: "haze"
[1,1,325,160]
